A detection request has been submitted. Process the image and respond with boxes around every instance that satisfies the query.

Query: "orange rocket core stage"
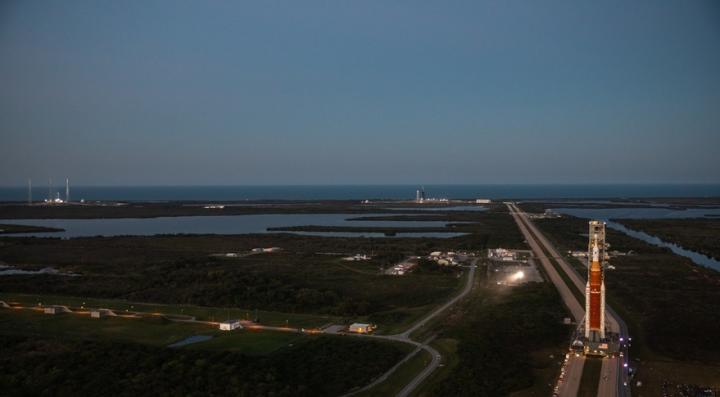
[588,257,603,330]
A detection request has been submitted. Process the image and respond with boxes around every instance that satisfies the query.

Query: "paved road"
[398,263,476,339]
[396,264,476,396]
[343,263,477,397]
[509,203,631,397]
[507,203,586,397]
[559,355,586,396]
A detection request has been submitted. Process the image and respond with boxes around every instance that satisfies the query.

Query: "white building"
[475,199,491,204]
[219,320,242,331]
[348,323,375,334]
[342,254,371,261]
[488,248,516,261]
[44,306,62,315]
[90,309,109,318]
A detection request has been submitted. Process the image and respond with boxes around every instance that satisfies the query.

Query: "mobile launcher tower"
[584,220,609,355]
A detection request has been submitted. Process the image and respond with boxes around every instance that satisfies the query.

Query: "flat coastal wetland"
[1,198,719,396]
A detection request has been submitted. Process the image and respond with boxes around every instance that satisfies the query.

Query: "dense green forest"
[618,218,720,260]
[0,209,523,318]
[427,284,569,396]
[0,335,405,397]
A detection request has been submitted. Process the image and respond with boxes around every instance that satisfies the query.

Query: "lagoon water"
[606,221,720,272]
[553,207,720,220]
[0,214,462,238]
[554,207,720,271]
[168,335,213,348]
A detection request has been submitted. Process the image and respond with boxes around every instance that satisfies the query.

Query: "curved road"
[343,263,477,397]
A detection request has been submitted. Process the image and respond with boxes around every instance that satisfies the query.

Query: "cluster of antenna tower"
[27,178,70,205]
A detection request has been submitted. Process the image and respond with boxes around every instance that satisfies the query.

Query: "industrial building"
[348,323,375,334]
[415,187,426,203]
[43,306,63,315]
[90,309,110,318]
[219,320,242,331]
[488,248,517,261]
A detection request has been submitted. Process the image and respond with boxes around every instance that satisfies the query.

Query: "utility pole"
[28,179,32,205]
[65,178,70,203]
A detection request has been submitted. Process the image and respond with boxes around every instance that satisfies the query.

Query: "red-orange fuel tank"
[588,260,602,330]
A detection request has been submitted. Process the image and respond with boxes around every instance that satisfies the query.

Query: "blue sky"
[1,0,719,185]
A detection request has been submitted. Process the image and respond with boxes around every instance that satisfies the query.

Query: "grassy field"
[0,308,209,346]
[411,338,461,397]
[406,264,570,397]
[0,307,311,355]
[0,292,335,328]
[352,347,431,397]
[189,329,305,354]
[509,347,568,397]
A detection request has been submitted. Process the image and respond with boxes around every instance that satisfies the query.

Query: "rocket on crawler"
[585,221,606,342]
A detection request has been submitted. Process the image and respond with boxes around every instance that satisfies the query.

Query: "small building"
[251,248,264,253]
[90,309,110,318]
[219,320,242,331]
[342,254,371,261]
[475,199,491,204]
[488,248,516,261]
[44,306,62,315]
[263,247,282,253]
[348,323,375,334]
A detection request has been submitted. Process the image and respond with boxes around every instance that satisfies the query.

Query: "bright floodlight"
[510,270,525,281]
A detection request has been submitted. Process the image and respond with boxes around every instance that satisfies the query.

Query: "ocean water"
[1,184,719,201]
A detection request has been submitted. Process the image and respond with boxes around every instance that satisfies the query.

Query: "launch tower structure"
[585,220,608,343]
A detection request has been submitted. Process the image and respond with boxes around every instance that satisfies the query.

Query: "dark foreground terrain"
[420,282,570,397]
[0,334,404,397]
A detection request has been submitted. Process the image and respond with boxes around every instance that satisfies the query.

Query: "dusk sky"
[1,1,719,186]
